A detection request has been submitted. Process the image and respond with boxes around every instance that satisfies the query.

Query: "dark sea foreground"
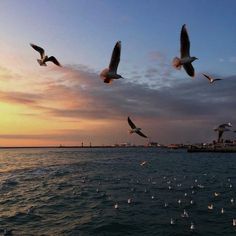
[0,147,235,236]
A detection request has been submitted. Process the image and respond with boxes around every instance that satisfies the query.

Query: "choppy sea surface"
[0,147,235,236]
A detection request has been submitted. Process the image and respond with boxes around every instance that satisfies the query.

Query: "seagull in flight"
[202,74,222,84]
[100,41,124,84]
[128,117,148,138]
[214,123,232,142]
[172,24,198,77]
[30,43,61,67]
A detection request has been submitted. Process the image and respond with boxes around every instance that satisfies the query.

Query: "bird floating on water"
[190,222,195,231]
[127,117,148,138]
[140,161,147,166]
[100,41,124,83]
[172,24,198,77]
[170,218,175,225]
[233,219,236,226]
[30,43,61,67]
[181,209,189,218]
[197,184,204,189]
[208,204,213,210]
[114,203,119,209]
[202,73,222,84]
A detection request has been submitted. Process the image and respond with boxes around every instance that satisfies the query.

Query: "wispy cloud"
[1,61,236,144]
[0,91,43,105]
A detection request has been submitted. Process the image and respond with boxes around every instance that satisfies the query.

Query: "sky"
[0,0,236,146]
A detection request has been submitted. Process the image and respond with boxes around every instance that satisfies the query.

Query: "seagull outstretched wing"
[128,116,136,129]
[180,24,190,58]
[202,73,211,81]
[137,130,148,138]
[30,43,45,59]
[203,74,222,83]
[109,41,121,73]
[183,63,194,77]
[212,79,222,83]
[46,56,61,67]
[219,123,232,128]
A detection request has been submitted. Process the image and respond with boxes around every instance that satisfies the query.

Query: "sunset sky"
[0,0,236,146]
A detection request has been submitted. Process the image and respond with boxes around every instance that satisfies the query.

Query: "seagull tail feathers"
[172,57,182,70]
[100,68,109,77]
[100,68,112,83]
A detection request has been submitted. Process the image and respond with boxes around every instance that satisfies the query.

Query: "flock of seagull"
[2,23,235,234]
[2,171,235,235]
[109,174,236,232]
[29,23,228,141]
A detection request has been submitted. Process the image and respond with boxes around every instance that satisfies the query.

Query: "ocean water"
[0,147,235,236]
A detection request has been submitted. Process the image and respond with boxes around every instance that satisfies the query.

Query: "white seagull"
[233,219,236,226]
[172,24,198,77]
[190,222,195,231]
[30,43,61,67]
[170,218,175,225]
[202,73,222,84]
[128,117,148,138]
[100,41,124,83]
[140,161,147,166]
[181,209,189,218]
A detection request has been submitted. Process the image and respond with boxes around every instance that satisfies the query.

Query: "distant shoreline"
[0,145,159,149]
